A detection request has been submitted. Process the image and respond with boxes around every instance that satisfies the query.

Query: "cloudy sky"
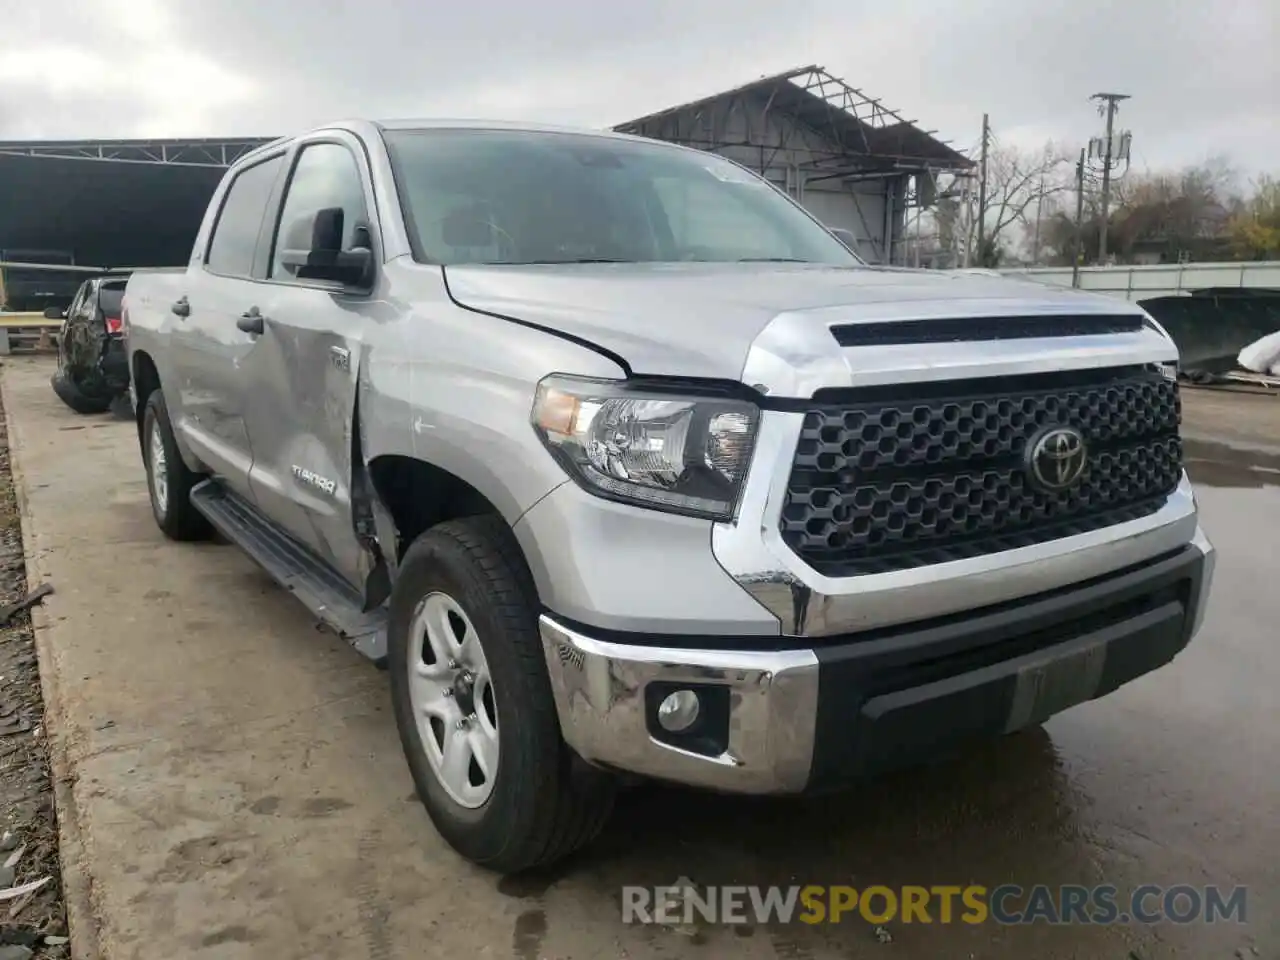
[2,0,1276,177]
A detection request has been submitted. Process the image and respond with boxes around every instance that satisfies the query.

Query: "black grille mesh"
[780,368,1183,575]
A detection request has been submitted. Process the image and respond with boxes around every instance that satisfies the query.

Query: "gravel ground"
[0,388,70,960]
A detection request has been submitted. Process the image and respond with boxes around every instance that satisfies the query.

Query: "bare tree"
[967,140,1074,266]
[918,140,1072,268]
[1037,157,1246,265]
[1108,158,1238,260]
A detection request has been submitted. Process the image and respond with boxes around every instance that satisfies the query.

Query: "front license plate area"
[1004,639,1107,732]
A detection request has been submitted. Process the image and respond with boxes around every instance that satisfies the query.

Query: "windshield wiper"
[736,257,813,263]
[518,258,635,264]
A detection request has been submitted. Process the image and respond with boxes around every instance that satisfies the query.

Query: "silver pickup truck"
[124,119,1215,873]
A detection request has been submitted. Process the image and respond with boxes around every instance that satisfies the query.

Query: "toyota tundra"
[123,120,1215,873]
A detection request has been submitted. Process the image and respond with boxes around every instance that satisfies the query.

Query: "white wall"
[796,183,890,263]
[993,261,1280,302]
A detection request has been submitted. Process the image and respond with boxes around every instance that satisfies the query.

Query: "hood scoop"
[830,314,1150,348]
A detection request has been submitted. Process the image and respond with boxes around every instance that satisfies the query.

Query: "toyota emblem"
[1026,426,1088,492]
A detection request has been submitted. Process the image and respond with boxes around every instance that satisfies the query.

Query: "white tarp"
[1237,331,1280,377]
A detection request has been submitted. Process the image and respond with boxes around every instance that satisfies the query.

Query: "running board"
[190,480,387,661]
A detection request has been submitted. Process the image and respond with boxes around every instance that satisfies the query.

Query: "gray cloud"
[2,0,1276,175]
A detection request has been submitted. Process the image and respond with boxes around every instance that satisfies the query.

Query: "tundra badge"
[292,465,337,496]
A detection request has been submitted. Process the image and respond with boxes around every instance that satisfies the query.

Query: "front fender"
[357,305,627,526]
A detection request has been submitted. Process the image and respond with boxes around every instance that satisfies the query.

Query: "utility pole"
[976,113,990,266]
[1091,92,1130,261]
[1072,148,1086,288]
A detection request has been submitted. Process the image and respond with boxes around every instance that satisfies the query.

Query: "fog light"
[656,690,700,732]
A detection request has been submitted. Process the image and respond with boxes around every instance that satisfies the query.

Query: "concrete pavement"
[4,355,1274,959]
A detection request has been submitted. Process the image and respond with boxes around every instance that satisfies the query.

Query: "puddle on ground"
[1184,438,1280,489]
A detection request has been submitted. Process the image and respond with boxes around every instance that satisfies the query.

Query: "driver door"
[241,135,377,589]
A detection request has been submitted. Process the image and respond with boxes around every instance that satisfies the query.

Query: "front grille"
[779,366,1183,576]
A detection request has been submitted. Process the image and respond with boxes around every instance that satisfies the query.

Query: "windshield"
[382,128,861,267]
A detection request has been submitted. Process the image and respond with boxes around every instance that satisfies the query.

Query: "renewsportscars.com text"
[622,883,1248,926]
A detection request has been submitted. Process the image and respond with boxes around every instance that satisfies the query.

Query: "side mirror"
[43,306,66,320]
[827,226,857,251]
[279,207,374,287]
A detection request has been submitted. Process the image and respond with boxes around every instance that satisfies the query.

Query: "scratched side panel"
[124,269,206,471]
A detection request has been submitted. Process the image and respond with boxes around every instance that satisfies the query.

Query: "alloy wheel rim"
[149,420,168,514]
[407,592,500,809]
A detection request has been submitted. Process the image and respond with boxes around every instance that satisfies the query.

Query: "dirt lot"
[1,356,1276,959]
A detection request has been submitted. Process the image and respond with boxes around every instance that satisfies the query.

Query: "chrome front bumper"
[540,530,1215,793]
[539,614,819,793]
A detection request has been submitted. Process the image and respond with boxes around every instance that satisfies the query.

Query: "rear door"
[242,134,379,588]
[58,282,93,374]
[169,153,287,500]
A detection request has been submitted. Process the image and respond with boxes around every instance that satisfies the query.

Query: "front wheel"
[142,390,211,541]
[389,515,615,873]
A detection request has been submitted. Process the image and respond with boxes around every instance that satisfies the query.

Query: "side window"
[270,143,368,279]
[76,283,97,319]
[66,284,88,318]
[205,156,284,278]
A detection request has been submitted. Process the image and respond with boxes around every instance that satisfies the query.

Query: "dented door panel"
[243,285,369,587]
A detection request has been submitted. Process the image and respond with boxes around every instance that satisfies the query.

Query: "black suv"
[48,275,130,414]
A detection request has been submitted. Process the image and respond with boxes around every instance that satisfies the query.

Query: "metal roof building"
[0,137,274,288]
[614,65,973,263]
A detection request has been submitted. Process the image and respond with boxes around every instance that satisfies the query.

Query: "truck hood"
[442,262,1142,382]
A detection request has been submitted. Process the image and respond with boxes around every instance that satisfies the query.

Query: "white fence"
[992,261,1280,303]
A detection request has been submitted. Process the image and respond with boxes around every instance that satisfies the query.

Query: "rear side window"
[67,283,90,319]
[205,156,284,277]
[69,284,87,312]
[97,283,125,317]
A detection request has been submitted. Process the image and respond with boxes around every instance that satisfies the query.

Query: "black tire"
[142,390,212,541]
[389,514,615,873]
[50,369,111,415]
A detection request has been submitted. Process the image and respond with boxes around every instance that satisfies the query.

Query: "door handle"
[171,297,190,318]
[237,308,265,336]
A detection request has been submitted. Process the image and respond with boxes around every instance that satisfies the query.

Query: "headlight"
[531,375,759,521]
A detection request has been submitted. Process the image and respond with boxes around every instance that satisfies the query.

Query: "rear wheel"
[142,390,211,541]
[50,369,111,415]
[389,514,615,873]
